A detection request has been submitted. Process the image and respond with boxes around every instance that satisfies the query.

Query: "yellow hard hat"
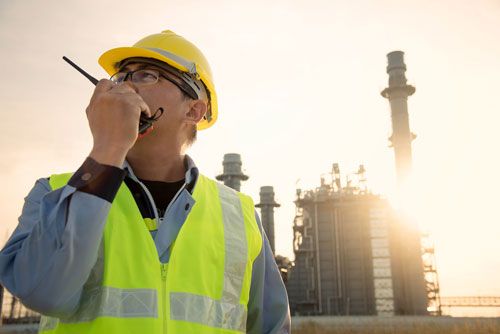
[98,30,217,130]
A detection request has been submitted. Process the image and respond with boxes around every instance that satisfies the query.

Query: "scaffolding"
[421,232,442,315]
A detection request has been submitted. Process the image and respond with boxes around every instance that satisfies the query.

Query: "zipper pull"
[161,264,167,281]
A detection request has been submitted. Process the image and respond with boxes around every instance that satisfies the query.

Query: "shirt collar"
[123,154,199,194]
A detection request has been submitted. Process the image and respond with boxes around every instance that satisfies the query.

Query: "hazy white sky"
[1,0,499,309]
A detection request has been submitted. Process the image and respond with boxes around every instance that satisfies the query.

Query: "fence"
[0,286,40,325]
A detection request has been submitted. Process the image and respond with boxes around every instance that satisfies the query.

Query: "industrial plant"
[286,51,432,316]
[217,51,438,317]
[286,163,428,315]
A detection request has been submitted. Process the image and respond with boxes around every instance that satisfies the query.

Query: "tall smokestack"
[381,51,416,186]
[255,186,280,254]
[215,153,249,191]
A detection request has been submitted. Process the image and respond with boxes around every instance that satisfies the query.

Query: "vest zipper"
[126,163,190,333]
[161,263,168,333]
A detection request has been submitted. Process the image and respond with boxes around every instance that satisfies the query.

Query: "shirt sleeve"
[246,211,291,334]
[68,157,127,202]
[0,158,126,318]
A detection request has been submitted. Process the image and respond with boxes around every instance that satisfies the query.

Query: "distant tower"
[216,153,249,191]
[380,52,428,316]
[381,51,416,186]
[255,186,280,254]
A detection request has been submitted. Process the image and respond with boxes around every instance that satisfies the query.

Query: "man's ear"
[185,100,207,125]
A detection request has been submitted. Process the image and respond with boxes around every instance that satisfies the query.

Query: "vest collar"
[122,154,199,194]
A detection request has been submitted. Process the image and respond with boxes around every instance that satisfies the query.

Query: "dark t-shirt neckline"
[138,178,185,217]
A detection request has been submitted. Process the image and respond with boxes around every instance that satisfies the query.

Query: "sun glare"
[386,174,428,230]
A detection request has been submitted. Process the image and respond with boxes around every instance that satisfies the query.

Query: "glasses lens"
[110,72,127,83]
[132,69,159,84]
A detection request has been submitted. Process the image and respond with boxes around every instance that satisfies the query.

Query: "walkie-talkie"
[62,56,163,137]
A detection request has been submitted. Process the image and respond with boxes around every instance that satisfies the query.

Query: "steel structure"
[421,232,442,315]
[440,296,500,307]
[286,164,428,316]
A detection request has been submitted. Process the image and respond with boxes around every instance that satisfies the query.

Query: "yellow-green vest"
[39,173,262,334]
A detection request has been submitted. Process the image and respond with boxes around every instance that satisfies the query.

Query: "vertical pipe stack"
[255,186,280,254]
[215,153,249,192]
[381,51,428,315]
[381,51,416,186]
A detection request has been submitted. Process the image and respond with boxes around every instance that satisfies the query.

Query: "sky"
[1,0,499,316]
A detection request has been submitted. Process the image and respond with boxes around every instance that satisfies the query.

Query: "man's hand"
[86,79,151,167]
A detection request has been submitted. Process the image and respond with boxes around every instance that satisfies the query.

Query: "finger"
[88,79,115,106]
[111,82,139,95]
[138,100,151,118]
[95,79,116,92]
[127,93,151,118]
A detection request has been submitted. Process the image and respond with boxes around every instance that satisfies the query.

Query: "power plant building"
[286,51,429,316]
[286,165,428,316]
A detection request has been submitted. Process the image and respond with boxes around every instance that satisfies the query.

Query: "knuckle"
[116,83,134,92]
[96,79,112,88]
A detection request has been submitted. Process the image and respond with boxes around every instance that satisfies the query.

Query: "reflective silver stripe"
[170,182,248,332]
[39,287,158,332]
[170,292,246,332]
[146,47,198,75]
[216,183,248,304]
[39,316,59,331]
[39,206,158,332]
[145,47,207,99]
[65,286,158,322]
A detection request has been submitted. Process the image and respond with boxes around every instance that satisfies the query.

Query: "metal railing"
[440,296,500,307]
[1,286,40,325]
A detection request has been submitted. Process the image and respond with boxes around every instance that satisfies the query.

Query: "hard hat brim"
[98,46,217,130]
[99,46,191,76]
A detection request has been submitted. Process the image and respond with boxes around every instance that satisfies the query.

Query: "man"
[0,30,290,333]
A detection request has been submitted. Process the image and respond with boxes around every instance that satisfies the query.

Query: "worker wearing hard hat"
[0,30,290,333]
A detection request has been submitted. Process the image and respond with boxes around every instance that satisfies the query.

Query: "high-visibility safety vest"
[39,173,262,334]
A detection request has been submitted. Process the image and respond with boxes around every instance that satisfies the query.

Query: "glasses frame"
[110,68,198,100]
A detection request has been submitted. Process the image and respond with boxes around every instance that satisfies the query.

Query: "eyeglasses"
[110,69,161,84]
[110,69,198,100]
